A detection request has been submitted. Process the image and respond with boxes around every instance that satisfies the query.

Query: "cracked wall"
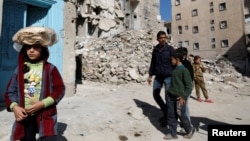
[70,0,164,38]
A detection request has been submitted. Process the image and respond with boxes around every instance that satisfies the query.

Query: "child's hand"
[147,76,152,85]
[13,105,27,121]
[25,101,44,115]
[178,96,185,106]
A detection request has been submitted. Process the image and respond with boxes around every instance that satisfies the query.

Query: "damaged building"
[71,0,164,38]
[64,0,166,89]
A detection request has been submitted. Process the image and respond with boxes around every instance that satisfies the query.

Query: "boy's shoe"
[163,133,178,140]
[183,127,195,139]
[179,128,186,134]
[197,98,202,102]
[204,99,213,103]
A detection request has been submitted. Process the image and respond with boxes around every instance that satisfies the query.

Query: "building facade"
[171,0,246,60]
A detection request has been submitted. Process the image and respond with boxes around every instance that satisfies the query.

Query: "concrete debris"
[75,30,248,88]
[98,18,117,31]
[76,30,155,84]
[191,55,247,89]
[88,0,115,10]
[114,9,124,18]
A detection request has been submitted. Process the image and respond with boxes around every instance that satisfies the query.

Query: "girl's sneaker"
[204,99,213,103]
[197,98,202,102]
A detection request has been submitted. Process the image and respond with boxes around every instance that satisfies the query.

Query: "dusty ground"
[1,78,250,141]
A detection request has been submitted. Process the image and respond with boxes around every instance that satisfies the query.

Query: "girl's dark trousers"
[20,116,57,141]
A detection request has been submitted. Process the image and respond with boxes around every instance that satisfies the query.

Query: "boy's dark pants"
[152,77,171,118]
[167,94,193,137]
[20,116,57,141]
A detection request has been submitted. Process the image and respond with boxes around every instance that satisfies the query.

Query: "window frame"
[211,44,216,49]
[211,38,216,42]
[210,19,214,24]
[210,8,214,13]
[176,0,180,6]
[193,26,199,33]
[193,43,199,50]
[176,13,181,20]
[192,9,198,17]
[211,26,215,31]
[210,2,213,7]
[178,26,182,34]
[178,41,183,48]
[221,40,229,48]
[184,40,189,47]
[220,20,227,29]
[219,3,227,11]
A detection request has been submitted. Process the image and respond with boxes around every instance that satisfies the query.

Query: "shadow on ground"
[133,99,166,134]
[189,95,197,101]
[134,99,231,136]
[37,122,68,141]
[57,122,68,141]
[191,116,231,133]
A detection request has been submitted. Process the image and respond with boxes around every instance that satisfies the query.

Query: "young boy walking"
[175,47,194,133]
[4,26,65,141]
[164,52,195,140]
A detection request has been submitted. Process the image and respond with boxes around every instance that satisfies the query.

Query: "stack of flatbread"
[12,26,58,51]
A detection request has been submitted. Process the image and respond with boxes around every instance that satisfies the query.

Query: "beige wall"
[63,2,77,96]
[171,0,246,60]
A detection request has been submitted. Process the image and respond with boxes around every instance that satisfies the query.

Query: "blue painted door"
[26,5,48,27]
[26,5,62,74]
[0,0,26,102]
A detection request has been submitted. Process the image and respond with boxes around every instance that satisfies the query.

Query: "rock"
[127,107,145,120]
[110,76,118,83]
[129,69,139,80]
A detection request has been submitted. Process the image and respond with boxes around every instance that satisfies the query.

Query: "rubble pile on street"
[77,30,156,84]
[75,30,249,86]
[196,56,249,88]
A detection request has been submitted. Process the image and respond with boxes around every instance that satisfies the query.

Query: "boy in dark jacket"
[5,26,65,141]
[147,31,174,127]
[176,47,194,81]
[163,51,195,140]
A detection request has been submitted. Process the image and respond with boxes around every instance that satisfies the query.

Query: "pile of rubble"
[197,55,249,88]
[76,30,157,84]
[75,30,249,86]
